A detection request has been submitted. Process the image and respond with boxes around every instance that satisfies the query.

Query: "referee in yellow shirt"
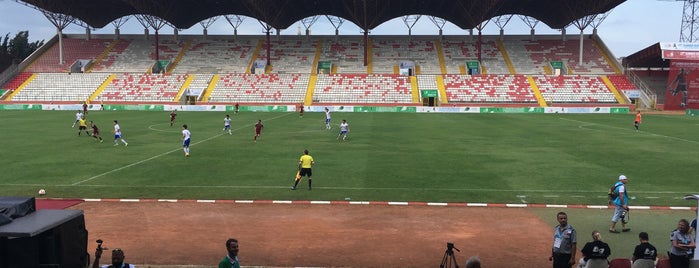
[292,149,314,190]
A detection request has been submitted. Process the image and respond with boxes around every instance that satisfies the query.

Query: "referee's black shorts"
[299,168,312,177]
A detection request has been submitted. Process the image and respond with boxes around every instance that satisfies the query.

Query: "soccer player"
[72,110,83,128]
[337,119,350,141]
[324,107,331,129]
[113,120,128,146]
[82,102,88,115]
[299,104,304,118]
[182,124,191,157]
[634,111,642,132]
[89,121,103,143]
[170,110,177,127]
[77,116,89,136]
[223,115,232,135]
[253,119,263,143]
[234,103,239,115]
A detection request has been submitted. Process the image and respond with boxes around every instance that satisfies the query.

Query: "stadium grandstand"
[0,0,677,112]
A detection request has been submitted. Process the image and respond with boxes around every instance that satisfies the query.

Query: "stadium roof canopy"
[20,0,625,31]
[623,43,670,68]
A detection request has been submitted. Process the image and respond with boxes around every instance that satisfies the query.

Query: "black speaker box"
[0,197,36,219]
[0,214,88,268]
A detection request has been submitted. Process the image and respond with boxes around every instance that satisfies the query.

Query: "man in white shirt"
[113,120,128,146]
[337,119,350,141]
[182,124,191,157]
[72,110,83,128]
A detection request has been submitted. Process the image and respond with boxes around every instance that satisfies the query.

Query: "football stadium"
[0,0,698,267]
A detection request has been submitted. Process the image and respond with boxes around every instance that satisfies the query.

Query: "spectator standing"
[609,175,630,233]
[669,219,696,268]
[580,230,611,268]
[632,232,657,268]
[550,211,577,268]
[218,238,240,268]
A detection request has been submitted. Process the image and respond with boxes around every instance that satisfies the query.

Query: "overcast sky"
[0,0,686,58]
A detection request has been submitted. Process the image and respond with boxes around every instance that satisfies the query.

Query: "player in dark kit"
[170,110,177,126]
[253,120,263,143]
[299,104,304,118]
[90,121,103,143]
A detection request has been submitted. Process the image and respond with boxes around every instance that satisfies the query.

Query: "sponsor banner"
[660,42,699,51]
[544,107,623,113]
[662,50,699,60]
[624,90,641,98]
[125,105,164,111]
[610,107,630,114]
[0,104,42,110]
[307,106,354,112]
[480,107,543,113]
[686,109,699,116]
[416,106,479,113]
[43,104,82,110]
[240,105,289,112]
[353,106,416,112]
[665,60,699,110]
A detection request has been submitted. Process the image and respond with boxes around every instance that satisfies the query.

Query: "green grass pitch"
[1,110,699,206]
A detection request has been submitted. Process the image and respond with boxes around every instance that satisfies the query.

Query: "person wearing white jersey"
[337,119,350,141]
[223,115,232,135]
[324,107,331,130]
[72,110,83,128]
[182,124,191,157]
[112,120,128,146]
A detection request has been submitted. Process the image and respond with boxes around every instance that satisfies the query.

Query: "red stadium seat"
[609,258,632,268]
[653,258,670,268]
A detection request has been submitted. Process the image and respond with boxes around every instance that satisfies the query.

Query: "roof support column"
[363,30,368,67]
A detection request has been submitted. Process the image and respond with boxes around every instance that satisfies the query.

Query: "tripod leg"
[450,252,459,268]
[440,250,449,268]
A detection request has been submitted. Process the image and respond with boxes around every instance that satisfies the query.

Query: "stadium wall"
[0,103,629,114]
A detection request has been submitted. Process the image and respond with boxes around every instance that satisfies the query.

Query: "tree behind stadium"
[0,31,44,72]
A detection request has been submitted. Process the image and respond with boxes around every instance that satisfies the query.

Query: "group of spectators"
[91,238,241,268]
[550,175,698,268]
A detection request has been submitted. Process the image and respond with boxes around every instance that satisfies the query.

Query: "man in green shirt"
[218,238,240,268]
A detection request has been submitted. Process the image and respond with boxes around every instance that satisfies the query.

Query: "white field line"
[559,117,699,145]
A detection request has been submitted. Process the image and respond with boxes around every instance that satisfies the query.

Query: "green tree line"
[1,31,44,72]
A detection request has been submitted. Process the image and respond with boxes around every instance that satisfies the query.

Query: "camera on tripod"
[440,242,460,268]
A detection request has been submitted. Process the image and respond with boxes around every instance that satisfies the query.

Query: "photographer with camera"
[609,175,630,234]
[92,240,135,268]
